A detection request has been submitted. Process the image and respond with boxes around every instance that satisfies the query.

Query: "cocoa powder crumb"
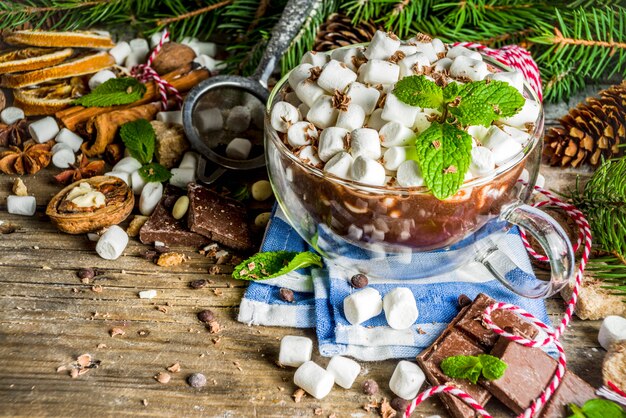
[142,399,148,406]
[97,343,107,349]
[190,279,208,289]
[77,268,95,280]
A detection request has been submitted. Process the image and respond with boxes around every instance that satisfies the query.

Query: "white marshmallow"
[535,172,545,189]
[398,44,418,56]
[598,316,626,350]
[270,101,300,133]
[431,38,446,54]
[170,167,196,188]
[481,126,523,165]
[389,360,426,400]
[412,42,438,62]
[366,108,386,130]
[52,144,75,169]
[487,70,525,94]
[179,152,199,169]
[433,57,453,73]
[187,41,216,57]
[287,121,318,148]
[139,182,163,216]
[180,36,198,45]
[55,128,83,152]
[294,361,335,399]
[324,151,353,179]
[138,289,157,299]
[6,195,36,216]
[502,99,541,128]
[113,156,142,174]
[28,117,59,144]
[95,225,129,260]
[87,233,100,242]
[279,335,313,367]
[317,60,357,93]
[318,127,348,161]
[150,32,167,48]
[396,160,425,187]
[351,156,386,186]
[129,38,150,61]
[124,51,143,69]
[383,288,419,330]
[156,110,183,126]
[381,93,421,127]
[346,82,380,115]
[350,128,381,160]
[301,51,329,67]
[130,170,147,195]
[1,107,24,125]
[447,45,482,61]
[450,56,489,81]
[413,111,435,133]
[398,52,430,78]
[225,137,252,160]
[364,31,401,60]
[358,59,400,85]
[105,171,131,186]
[501,125,531,145]
[336,103,366,131]
[383,146,417,171]
[470,146,496,177]
[196,107,223,132]
[330,47,362,71]
[297,145,322,167]
[226,106,251,133]
[467,125,490,144]
[379,121,415,147]
[343,287,383,325]
[295,80,326,108]
[246,101,265,129]
[109,41,132,65]
[193,54,225,72]
[288,63,314,90]
[307,95,339,129]
[326,356,361,389]
[88,69,116,91]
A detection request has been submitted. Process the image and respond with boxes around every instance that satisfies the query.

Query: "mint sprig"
[568,399,626,418]
[392,75,526,199]
[73,77,146,107]
[139,162,172,183]
[440,354,507,384]
[233,251,323,281]
[119,119,172,183]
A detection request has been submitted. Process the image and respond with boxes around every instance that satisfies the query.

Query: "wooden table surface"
[0,94,607,418]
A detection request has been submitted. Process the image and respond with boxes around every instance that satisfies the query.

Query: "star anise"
[54,154,105,184]
[0,119,30,147]
[0,140,52,175]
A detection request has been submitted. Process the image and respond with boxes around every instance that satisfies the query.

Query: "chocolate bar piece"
[140,187,209,247]
[482,337,558,414]
[187,183,253,250]
[538,371,597,418]
[419,330,492,418]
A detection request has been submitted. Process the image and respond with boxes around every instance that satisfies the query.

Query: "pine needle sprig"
[147,0,232,40]
[586,256,626,301]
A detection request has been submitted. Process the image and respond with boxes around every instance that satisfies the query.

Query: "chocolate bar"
[139,187,209,247]
[538,371,597,418]
[187,183,254,251]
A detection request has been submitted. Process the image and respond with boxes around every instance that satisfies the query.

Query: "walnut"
[0,139,52,175]
[152,42,196,76]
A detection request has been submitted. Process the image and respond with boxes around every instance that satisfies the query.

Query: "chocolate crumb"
[142,250,158,261]
[390,397,410,414]
[313,408,323,415]
[155,372,171,384]
[154,243,170,254]
[279,288,295,302]
[189,279,208,289]
[77,268,95,280]
[457,294,472,307]
[350,274,369,288]
[362,379,379,395]
[208,265,220,275]
[167,363,181,373]
[187,373,207,388]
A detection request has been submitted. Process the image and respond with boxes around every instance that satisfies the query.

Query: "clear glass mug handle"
[475,202,575,298]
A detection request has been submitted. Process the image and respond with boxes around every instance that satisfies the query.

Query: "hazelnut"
[152,42,196,75]
[350,273,369,288]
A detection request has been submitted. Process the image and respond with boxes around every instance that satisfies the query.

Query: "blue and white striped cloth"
[238,207,553,361]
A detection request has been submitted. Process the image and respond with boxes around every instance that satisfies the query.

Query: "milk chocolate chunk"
[187,183,254,250]
[538,371,597,418]
[482,337,558,414]
[140,187,209,247]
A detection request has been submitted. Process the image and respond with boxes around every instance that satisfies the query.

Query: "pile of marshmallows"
[270,30,541,188]
[280,336,425,401]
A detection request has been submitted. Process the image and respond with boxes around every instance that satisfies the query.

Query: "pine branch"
[586,255,626,302]
[155,0,232,27]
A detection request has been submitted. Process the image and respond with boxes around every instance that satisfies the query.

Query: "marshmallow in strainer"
[351,156,386,186]
[350,128,381,160]
[270,101,300,133]
[225,137,252,160]
[196,107,223,132]
[96,225,129,260]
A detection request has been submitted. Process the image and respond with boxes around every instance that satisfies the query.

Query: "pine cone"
[544,81,626,168]
[313,13,379,52]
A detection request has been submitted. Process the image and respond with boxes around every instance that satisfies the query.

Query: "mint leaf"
[443,82,461,103]
[441,355,483,384]
[233,251,323,281]
[138,162,172,183]
[393,75,444,110]
[448,80,525,127]
[415,122,472,200]
[568,399,626,418]
[478,354,507,381]
[73,77,146,107]
[120,119,155,165]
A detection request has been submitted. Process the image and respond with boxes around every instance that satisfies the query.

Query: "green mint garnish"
[568,399,626,418]
[138,162,172,183]
[440,354,507,384]
[73,77,146,107]
[120,119,155,165]
[392,75,525,199]
[233,251,323,281]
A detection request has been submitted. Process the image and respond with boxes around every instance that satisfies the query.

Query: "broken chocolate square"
[187,183,254,251]
[538,371,597,418]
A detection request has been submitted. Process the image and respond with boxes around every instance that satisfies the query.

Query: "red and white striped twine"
[403,43,601,418]
[597,382,626,407]
[130,29,183,110]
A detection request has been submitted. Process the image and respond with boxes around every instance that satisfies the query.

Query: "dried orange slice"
[13,76,90,116]
[4,30,115,49]
[0,47,73,74]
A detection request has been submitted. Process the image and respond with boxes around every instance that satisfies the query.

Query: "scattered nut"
[110,327,125,337]
[167,363,181,373]
[251,180,273,201]
[172,195,189,220]
[76,354,92,367]
[156,252,187,266]
[390,397,410,414]
[457,294,472,307]
[77,268,95,280]
[190,279,208,289]
[187,373,207,388]
[126,215,149,237]
[350,273,368,289]
[254,212,271,228]
[12,178,27,196]
[292,388,306,403]
[197,309,215,323]
[362,379,379,395]
[279,287,295,303]
[207,321,220,334]
[155,372,171,384]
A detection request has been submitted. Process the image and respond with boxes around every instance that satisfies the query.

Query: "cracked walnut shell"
[46,176,134,234]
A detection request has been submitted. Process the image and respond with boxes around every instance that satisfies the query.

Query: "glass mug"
[264,54,574,299]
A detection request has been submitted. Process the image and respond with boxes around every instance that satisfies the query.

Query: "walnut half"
[46,176,134,234]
